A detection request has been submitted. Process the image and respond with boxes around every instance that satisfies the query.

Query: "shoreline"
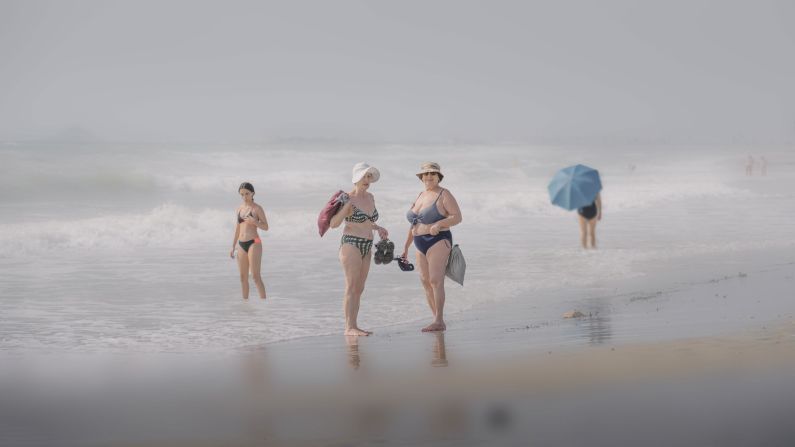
[3,247,795,446]
[259,244,795,360]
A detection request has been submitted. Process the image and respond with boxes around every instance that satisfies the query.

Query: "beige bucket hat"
[416,162,444,181]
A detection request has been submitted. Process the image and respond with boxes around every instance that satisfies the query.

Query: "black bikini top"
[237,209,254,224]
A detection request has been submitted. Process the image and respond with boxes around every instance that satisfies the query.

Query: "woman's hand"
[376,226,389,240]
[400,250,408,260]
[243,216,258,226]
[229,247,236,259]
[429,224,440,236]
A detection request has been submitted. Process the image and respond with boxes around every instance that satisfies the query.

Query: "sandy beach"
[3,1,795,444]
[3,242,794,446]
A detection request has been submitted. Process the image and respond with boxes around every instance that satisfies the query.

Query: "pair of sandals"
[396,256,415,272]
[373,239,395,265]
[374,238,416,272]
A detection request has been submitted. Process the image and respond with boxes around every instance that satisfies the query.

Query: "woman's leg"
[339,244,370,336]
[587,219,598,248]
[237,245,251,299]
[248,243,266,299]
[416,250,436,315]
[578,215,588,249]
[353,250,373,333]
[422,239,452,332]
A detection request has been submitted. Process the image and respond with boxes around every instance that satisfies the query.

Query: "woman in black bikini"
[230,182,269,299]
[577,192,601,249]
[329,163,389,336]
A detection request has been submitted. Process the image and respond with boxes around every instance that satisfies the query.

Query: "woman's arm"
[596,193,602,220]
[370,195,388,239]
[243,206,268,231]
[254,205,269,231]
[230,222,240,258]
[372,222,388,239]
[401,226,413,259]
[329,202,353,229]
[431,191,462,234]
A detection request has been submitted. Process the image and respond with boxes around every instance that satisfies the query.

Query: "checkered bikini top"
[346,205,379,223]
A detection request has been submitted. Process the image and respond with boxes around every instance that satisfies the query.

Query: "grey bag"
[445,244,466,286]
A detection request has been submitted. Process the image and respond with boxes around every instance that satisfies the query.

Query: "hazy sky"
[1,0,794,143]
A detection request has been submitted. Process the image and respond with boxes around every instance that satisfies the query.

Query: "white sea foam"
[0,204,229,254]
[0,174,748,255]
[1,143,793,353]
[0,204,332,255]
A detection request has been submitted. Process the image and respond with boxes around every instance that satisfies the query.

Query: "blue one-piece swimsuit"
[406,189,452,255]
[578,201,597,220]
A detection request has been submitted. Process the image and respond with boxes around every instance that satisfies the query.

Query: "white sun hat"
[351,162,380,184]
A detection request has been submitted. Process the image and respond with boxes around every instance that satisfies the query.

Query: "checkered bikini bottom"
[341,235,373,258]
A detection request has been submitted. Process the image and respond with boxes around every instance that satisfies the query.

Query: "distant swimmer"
[329,163,389,336]
[402,162,463,332]
[577,192,602,249]
[746,155,755,176]
[230,182,269,299]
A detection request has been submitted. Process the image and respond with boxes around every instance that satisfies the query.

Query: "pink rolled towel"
[317,190,345,237]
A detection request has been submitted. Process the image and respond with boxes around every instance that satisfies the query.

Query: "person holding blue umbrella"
[548,164,602,249]
[577,192,601,249]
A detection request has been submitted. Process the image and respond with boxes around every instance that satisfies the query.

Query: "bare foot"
[260,290,267,300]
[422,321,446,332]
[345,328,372,336]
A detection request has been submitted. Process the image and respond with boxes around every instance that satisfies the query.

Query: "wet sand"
[5,325,793,446]
[253,326,795,447]
[3,249,795,446]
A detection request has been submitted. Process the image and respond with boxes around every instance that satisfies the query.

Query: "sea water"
[1,142,793,353]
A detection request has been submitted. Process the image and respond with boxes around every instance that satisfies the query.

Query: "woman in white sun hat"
[402,162,462,332]
[329,162,389,336]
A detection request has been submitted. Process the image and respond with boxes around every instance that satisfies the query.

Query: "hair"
[238,182,255,194]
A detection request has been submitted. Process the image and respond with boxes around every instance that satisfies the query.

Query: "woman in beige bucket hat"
[402,162,462,332]
[329,162,389,336]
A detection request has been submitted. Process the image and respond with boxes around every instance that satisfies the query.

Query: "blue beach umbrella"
[548,164,602,210]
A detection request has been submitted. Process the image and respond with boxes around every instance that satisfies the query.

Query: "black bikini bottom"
[239,238,261,253]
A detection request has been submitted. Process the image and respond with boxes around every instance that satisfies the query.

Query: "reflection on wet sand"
[242,347,270,390]
[585,314,612,345]
[431,332,448,367]
[346,335,361,370]
[241,348,275,442]
[576,299,613,345]
[345,333,449,370]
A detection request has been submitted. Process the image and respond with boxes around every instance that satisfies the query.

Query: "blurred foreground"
[3,325,795,446]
